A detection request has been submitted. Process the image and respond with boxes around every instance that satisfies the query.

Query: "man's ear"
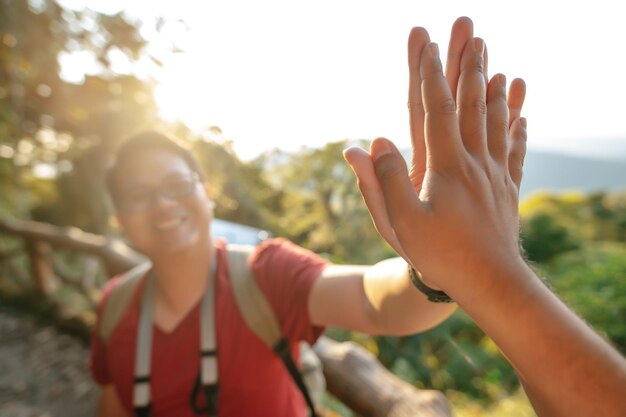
[114,211,135,236]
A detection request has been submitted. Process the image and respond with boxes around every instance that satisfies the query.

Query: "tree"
[1,1,155,159]
[520,191,626,244]
[191,137,278,231]
[254,140,394,263]
[521,212,580,263]
[1,0,163,232]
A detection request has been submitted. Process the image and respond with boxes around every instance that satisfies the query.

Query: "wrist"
[445,254,534,306]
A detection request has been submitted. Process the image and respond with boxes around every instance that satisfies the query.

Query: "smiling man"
[92,128,460,417]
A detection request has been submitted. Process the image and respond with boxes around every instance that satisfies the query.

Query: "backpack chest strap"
[134,258,218,416]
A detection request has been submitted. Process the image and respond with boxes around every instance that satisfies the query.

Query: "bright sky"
[59,0,626,161]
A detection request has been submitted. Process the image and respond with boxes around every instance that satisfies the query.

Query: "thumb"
[371,138,423,238]
[343,145,406,259]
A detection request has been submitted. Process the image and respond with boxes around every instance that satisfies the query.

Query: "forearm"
[363,258,457,335]
[448,257,626,417]
[309,260,455,334]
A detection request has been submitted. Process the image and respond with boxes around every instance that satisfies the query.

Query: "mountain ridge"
[398,148,626,199]
[519,150,625,198]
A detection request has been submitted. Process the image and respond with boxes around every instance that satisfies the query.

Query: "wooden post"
[24,240,58,296]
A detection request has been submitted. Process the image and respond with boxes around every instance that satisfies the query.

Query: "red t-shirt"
[89,238,328,417]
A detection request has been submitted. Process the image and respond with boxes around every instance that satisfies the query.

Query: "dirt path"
[0,307,98,417]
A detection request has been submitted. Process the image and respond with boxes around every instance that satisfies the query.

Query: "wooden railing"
[0,216,452,417]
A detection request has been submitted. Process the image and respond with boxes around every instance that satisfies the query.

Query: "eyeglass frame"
[115,171,203,214]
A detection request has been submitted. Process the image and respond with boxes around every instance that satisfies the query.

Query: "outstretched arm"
[344,17,626,417]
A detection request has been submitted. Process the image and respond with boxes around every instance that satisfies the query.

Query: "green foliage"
[521,212,580,262]
[520,191,626,244]
[449,387,537,417]
[383,311,518,402]
[191,139,278,231]
[1,1,155,149]
[328,310,520,404]
[520,190,626,264]
[252,140,394,263]
[1,0,163,231]
[0,158,20,215]
[541,242,626,353]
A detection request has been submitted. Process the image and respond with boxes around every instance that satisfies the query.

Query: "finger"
[457,37,488,158]
[445,16,473,101]
[343,146,407,259]
[507,78,526,128]
[407,27,431,185]
[421,42,463,167]
[486,73,509,163]
[508,117,528,189]
[370,138,424,242]
[483,44,489,86]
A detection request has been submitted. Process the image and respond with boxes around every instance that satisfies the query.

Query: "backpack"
[98,244,325,417]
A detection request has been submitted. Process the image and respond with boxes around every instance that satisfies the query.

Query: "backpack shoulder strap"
[226,244,282,348]
[226,243,320,417]
[99,262,152,343]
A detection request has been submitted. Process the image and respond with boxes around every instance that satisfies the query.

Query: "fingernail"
[474,38,485,55]
[428,42,439,58]
[372,138,393,161]
[520,117,527,130]
[499,74,506,87]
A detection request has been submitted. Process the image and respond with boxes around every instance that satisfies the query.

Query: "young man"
[91,126,457,417]
[344,18,626,417]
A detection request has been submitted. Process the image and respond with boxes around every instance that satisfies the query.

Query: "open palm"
[344,17,526,289]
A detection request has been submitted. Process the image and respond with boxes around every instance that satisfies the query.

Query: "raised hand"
[344,17,527,291]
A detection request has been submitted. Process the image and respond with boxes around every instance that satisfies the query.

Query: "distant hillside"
[520,151,626,198]
[526,137,626,163]
[399,149,626,199]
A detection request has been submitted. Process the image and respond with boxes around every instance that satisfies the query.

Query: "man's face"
[115,149,213,258]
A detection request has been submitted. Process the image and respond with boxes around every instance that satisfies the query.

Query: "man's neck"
[150,239,216,317]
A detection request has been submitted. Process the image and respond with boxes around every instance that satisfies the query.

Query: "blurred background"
[1,1,625,416]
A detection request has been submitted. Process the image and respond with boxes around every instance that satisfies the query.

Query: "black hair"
[105,130,204,208]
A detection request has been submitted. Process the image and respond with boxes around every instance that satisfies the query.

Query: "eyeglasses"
[117,172,201,213]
